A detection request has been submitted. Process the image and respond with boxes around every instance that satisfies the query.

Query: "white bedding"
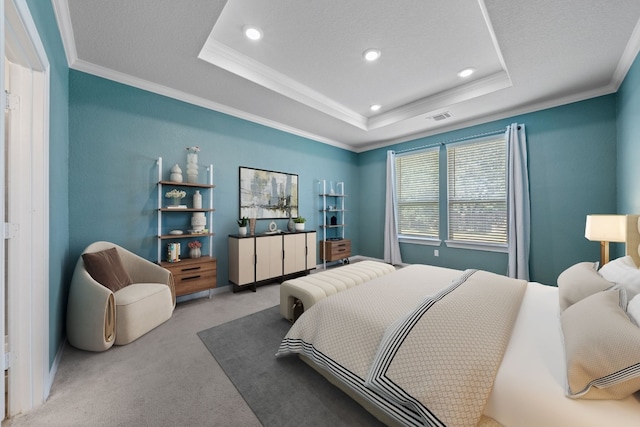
[486,282,640,426]
[279,265,640,426]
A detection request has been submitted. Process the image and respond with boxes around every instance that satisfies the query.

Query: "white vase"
[170,164,183,182]
[186,150,198,183]
[189,247,201,259]
[238,226,247,236]
[191,212,206,232]
[295,223,305,231]
[193,190,202,209]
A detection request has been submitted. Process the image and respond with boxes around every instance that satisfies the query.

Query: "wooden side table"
[320,239,351,262]
[162,256,217,298]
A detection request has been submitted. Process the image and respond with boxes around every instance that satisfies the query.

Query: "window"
[446,136,507,246]
[393,134,508,249]
[395,148,439,239]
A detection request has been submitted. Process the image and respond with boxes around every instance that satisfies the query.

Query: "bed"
[277,219,640,426]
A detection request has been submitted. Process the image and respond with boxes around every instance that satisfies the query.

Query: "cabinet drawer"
[320,239,351,261]
[162,257,217,296]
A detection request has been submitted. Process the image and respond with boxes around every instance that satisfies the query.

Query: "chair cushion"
[114,283,173,345]
[82,247,133,292]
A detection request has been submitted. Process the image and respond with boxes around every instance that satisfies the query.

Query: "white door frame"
[2,0,50,418]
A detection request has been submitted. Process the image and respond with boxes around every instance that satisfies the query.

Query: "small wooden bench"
[279,260,396,322]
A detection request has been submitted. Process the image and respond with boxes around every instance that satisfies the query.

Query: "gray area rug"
[198,306,385,427]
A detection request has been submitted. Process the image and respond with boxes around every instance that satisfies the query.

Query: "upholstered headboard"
[625,214,640,267]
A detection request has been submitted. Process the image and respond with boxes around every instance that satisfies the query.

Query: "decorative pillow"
[557,262,612,312]
[628,294,640,327]
[561,287,640,399]
[82,247,132,292]
[599,256,640,301]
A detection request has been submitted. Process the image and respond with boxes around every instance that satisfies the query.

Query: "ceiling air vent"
[428,111,452,121]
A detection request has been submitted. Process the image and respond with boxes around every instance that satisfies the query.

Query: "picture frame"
[239,166,299,219]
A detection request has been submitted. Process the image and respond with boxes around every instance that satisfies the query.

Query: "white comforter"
[277,265,527,427]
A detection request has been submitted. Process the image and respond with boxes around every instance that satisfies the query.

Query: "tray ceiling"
[54,0,640,151]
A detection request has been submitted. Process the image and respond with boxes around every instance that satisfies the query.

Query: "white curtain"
[384,150,403,265]
[506,123,530,280]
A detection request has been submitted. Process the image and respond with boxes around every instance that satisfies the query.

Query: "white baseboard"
[46,338,66,399]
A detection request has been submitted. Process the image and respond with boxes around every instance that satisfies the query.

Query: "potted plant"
[237,217,249,236]
[293,216,306,231]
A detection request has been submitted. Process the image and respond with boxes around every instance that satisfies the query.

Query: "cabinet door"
[229,237,254,285]
[283,233,306,275]
[256,235,282,281]
[306,232,317,270]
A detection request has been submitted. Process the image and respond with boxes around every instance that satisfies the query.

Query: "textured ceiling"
[54,0,640,152]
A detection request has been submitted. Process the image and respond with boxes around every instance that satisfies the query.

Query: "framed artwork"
[239,167,298,219]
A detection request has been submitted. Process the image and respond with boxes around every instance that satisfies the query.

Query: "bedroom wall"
[358,95,618,286]
[68,70,359,292]
[617,51,640,215]
[25,0,70,368]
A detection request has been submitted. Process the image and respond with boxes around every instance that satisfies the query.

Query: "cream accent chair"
[67,241,176,352]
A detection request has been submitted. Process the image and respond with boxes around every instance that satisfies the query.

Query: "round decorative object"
[169,230,183,235]
[269,221,277,232]
[189,247,201,259]
[170,164,183,183]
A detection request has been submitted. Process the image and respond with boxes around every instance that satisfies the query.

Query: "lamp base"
[600,241,610,266]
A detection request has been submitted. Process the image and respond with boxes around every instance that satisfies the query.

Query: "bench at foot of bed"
[279,260,396,322]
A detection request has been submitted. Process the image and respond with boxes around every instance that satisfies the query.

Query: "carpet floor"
[198,306,385,427]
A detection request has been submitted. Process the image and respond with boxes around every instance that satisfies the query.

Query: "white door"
[3,0,50,418]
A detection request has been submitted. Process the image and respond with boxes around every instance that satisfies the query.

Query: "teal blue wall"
[68,71,360,291]
[26,0,70,368]
[358,96,618,286]
[23,0,638,370]
[617,52,640,214]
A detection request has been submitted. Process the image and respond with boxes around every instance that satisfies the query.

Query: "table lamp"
[585,214,627,265]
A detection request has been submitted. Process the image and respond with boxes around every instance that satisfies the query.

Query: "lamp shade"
[585,215,627,242]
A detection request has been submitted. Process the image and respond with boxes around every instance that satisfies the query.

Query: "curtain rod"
[393,125,520,155]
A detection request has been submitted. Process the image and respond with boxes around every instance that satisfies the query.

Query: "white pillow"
[599,256,640,301]
[628,294,640,326]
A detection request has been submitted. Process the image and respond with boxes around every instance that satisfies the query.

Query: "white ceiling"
[53,0,640,152]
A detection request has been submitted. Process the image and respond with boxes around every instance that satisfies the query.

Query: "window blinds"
[395,148,439,238]
[447,137,507,244]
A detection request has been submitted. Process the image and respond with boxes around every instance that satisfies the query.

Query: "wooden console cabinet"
[228,231,316,292]
[161,256,217,297]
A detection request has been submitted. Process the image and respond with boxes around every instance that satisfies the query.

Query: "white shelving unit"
[319,180,349,269]
[156,157,217,298]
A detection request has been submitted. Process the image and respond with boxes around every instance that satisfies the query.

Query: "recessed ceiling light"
[363,49,381,61]
[370,104,381,112]
[243,26,263,41]
[457,67,475,78]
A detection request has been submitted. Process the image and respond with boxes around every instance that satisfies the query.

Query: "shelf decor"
[165,189,186,207]
[239,166,298,219]
[188,240,202,259]
[186,146,199,183]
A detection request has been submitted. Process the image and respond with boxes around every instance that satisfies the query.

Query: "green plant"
[237,217,249,227]
[293,217,306,223]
